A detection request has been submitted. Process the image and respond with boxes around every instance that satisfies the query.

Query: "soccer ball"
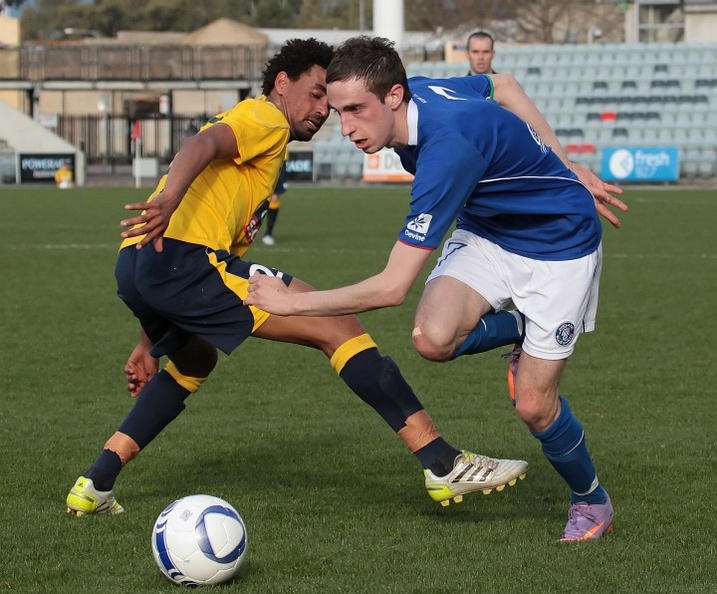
[151,494,248,587]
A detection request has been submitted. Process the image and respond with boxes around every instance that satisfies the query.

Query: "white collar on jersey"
[406,99,419,146]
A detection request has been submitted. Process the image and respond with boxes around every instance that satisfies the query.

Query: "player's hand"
[124,342,159,398]
[120,190,182,252]
[244,273,294,315]
[570,163,628,229]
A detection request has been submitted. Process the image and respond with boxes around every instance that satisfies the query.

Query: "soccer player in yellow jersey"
[66,39,528,517]
[54,162,73,189]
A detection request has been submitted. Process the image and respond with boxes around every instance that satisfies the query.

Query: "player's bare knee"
[513,387,559,432]
[318,316,367,355]
[412,327,452,362]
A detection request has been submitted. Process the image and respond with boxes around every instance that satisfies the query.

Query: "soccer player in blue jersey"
[245,36,628,541]
[65,38,529,518]
[466,31,497,75]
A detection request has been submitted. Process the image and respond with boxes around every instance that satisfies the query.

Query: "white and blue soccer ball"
[151,494,248,587]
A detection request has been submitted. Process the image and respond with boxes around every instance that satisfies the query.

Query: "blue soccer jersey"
[394,75,601,260]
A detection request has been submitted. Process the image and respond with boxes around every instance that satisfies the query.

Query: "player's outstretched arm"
[124,328,158,398]
[120,123,239,251]
[244,241,432,316]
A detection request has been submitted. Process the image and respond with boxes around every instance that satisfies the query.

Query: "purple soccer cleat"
[560,492,614,542]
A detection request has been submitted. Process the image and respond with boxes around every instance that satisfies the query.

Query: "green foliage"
[15,0,545,40]
[254,0,304,29]
[0,187,715,592]
[20,0,351,39]
[297,0,372,30]
[15,0,599,40]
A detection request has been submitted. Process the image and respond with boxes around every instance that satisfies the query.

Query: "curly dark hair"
[326,36,410,104]
[261,38,334,96]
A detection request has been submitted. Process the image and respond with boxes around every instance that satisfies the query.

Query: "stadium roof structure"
[184,18,268,47]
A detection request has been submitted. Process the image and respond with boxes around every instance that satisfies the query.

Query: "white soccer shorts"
[425,229,602,360]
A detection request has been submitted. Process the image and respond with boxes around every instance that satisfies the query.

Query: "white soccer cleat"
[424,451,528,507]
[66,476,125,517]
[261,234,275,246]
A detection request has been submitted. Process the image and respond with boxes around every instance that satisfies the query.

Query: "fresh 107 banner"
[601,147,679,182]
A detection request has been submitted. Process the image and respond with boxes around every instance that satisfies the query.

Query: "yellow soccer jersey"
[122,96,289,256]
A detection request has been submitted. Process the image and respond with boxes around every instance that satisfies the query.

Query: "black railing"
[56,113,211,164]
[0,44,268,82]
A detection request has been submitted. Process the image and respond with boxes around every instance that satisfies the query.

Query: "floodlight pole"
[373,0,404,49]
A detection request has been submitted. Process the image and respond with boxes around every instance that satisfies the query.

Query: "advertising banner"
[601,147,679,182]
[286,151,313,181]
[19,153,75,184]
[362,148,413,183]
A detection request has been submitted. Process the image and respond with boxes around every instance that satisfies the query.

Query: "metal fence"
[55,113,210,165]
[0,44,268,82]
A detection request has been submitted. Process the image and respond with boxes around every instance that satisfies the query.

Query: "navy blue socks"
[533,396,607,505]
[452,310,525,359]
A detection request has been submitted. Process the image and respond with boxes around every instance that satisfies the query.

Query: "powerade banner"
[20,153,74,183]
[285,151,313,181]
[601,147,679,182]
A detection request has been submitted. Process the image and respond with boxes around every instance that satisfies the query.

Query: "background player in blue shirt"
[245,36,627,542]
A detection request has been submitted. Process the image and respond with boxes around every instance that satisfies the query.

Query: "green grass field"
[0,185,715,593]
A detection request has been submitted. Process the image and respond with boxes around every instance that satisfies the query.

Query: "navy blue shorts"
[115,239,293,357]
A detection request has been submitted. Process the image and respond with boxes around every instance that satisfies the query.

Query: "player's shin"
[332,334,460,474]
[265,204,279,234]
[86,366,207,491]
[532,396,607,505]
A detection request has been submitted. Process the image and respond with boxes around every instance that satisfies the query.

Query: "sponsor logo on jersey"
[244,214,261,244]
[555,322,576,346]
[407,213,432,234]
[243,200,270,244]
[404,229,426,242]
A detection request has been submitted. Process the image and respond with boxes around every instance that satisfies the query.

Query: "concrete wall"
[0,14,19,45]
[685,4,717,41]
[0,16,23,109]
[625,1,717,43]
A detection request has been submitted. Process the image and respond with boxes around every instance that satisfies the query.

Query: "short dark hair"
[327,36,411,104]
[466,30,495,50]
[261,38,334,96]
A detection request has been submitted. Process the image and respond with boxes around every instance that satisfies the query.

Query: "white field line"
[2,243,716,259]
[4,243,118,250]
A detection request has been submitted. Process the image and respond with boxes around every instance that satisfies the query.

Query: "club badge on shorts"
[555,322,576,346]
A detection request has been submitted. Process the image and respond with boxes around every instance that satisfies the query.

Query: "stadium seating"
[312,125,365,181]
[388,41,717,180]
